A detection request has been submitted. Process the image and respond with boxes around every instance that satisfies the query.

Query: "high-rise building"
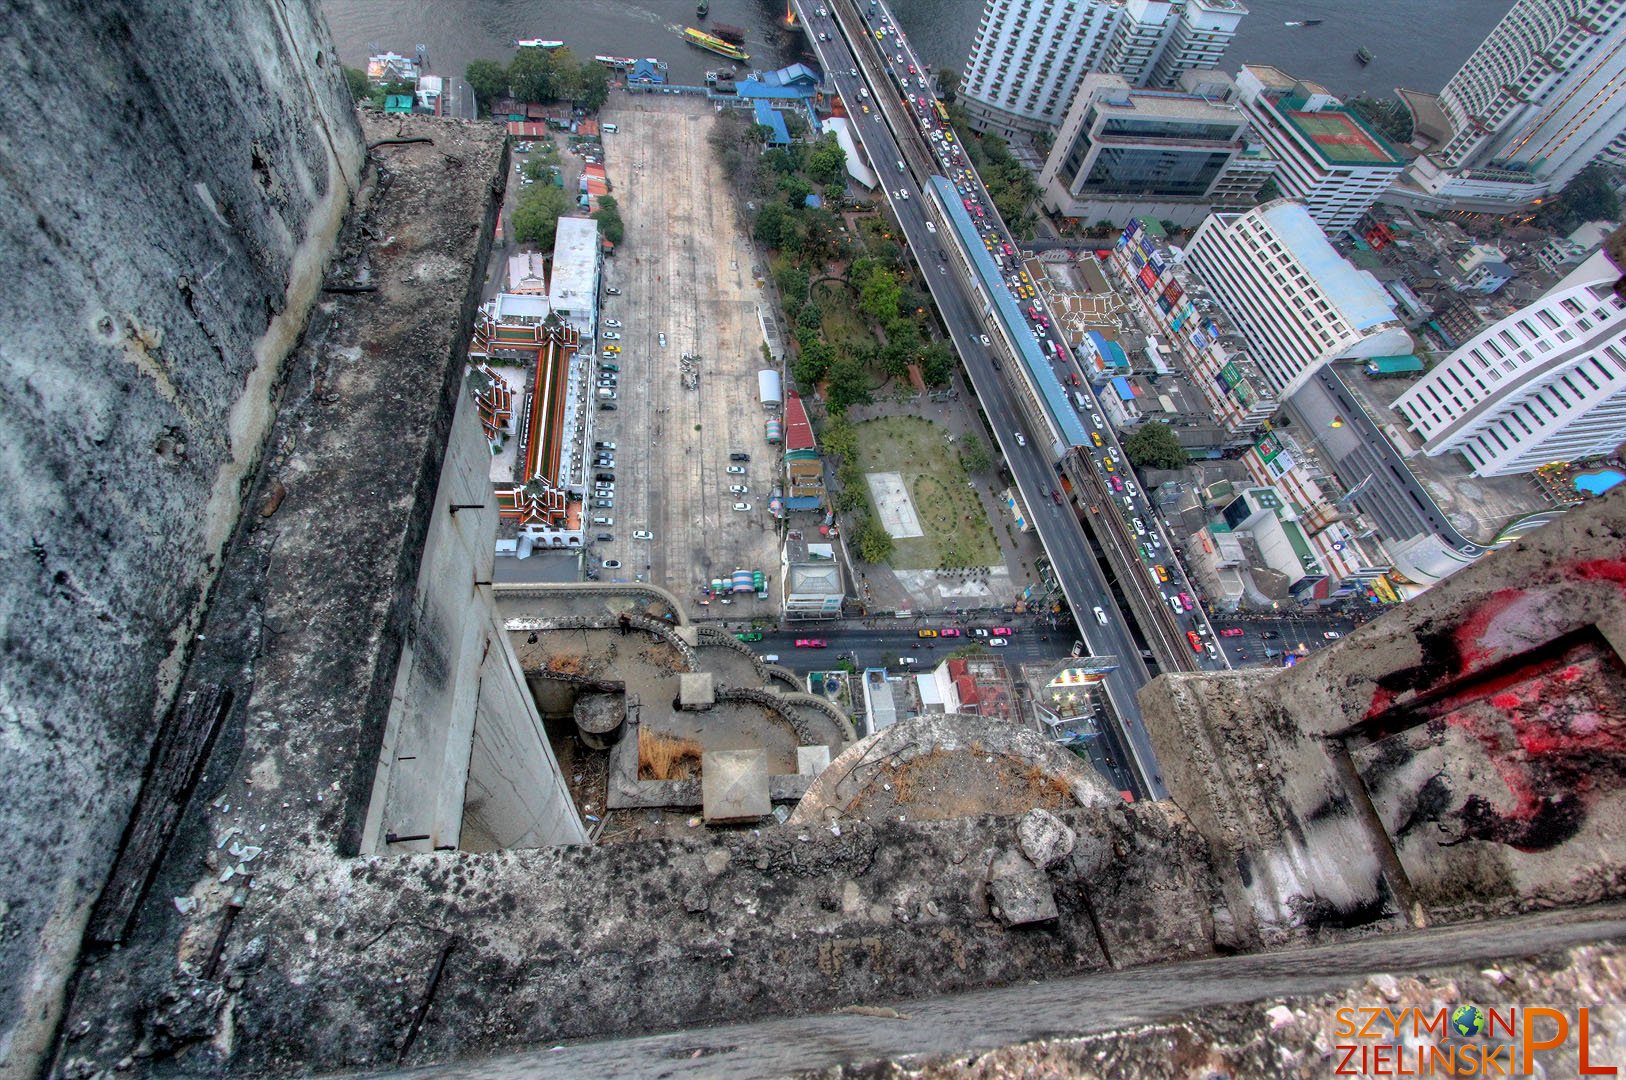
[1394,245,1626,476]
[1234,65,1405,232]
[959,0,1247,140]
[1037,72,1276,227]
[1404,0,1626,203]
[1182,200,1413,399]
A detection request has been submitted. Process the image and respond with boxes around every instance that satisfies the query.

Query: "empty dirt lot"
[594,94,783,619]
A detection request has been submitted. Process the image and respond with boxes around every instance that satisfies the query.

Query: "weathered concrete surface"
[61,807,1221,1075]
[1140,490,1626,945]
[50,114,506,1075]
[380,905,1626,1080]
[0,1,362,1069]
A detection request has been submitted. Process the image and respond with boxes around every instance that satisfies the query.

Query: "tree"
[754,201,792,248]
[958,434,993,474]
[511,185,571,247]
[825,354,873,415]
[507,48,559,104]
[858,266,902,323]
[576,61,610,109]
[592,202,624,245]
[1557,165,1621,227]
[778,173,814,207]
[793,339,835,385]
[775,264,810,307]
[797,301,823,331]
[465,59,508,112]
[342,66,371,103]
[920,341,956,387]
[856,517,895,564]
[807,134,848,187]
[821,416,857,462]
[1122,421,1188,471]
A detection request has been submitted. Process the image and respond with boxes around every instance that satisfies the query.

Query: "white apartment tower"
[1433,0,1626,188]
[960,0,1247,139]
[1182,200,1413,400]
[1235,66,1405,232]
[1394,247,1626,477]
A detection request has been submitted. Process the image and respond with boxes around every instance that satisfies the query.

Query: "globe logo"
[1450,1005,1487,1038]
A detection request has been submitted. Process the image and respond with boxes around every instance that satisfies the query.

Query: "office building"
[1400,0,1626,207]
[1537,220,1620,273]
[1182,200,1413,399]
[1038,72,1276,226]
[1235,66,1405,232]
[1395,246,1626,476]
[960,0,1247,139]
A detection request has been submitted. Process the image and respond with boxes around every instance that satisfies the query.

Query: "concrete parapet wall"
[1141,490,1626,939]
[0,1,365,1066]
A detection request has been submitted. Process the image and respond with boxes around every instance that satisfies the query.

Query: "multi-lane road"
[796,0,1180,797]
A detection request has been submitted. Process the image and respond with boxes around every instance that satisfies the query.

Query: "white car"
[730,484,749,495]
[859,87,869,99]
[1013,431,1026,447]
[604,319,622,328]
[726,465,746,475]
[898,189,910,200]
[658,333,667,348]
[1093,606,1108,625]
[602,332,620,341]
[988,638,1009,648]
[925,221,936,233]
[732,502,752,512]
[979,334,991,346]
[850,67,858,77]
[632,530,654,540]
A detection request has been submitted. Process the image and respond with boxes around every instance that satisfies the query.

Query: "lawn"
[852,416,1000,571]
[810,279,870,351]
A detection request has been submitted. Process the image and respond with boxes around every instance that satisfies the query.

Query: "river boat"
[682,27,749,61]
[515,38,565,49]
[594,54,638,69]
[697,0,709,16]
[1355,46,1374,64]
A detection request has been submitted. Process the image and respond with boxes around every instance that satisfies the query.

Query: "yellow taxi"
[1155,565,1169,582]
[604,344,622,354]
[918,628,938,638]
[1090,431,1103,447]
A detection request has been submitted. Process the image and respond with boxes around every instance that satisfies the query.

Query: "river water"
[321,0,1514,101]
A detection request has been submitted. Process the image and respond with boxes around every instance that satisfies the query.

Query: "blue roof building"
[629,58,666,85]
[752,100,791,145]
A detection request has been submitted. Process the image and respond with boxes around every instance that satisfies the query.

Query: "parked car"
[726,465,746,475]
[604,345,621,354]
[596,533,613,541]
[1324,631,1342,640]
[599,403,617,411]
[729,484,749,495]
[632,530,654,540]
[602,332,621,341]
[658,333,667,348]
[591,516,613,525]
[732,502,751,511]
[605,287,622,295]
[730,452,750,461]
[600,362,619,372]
[604,319,622,329]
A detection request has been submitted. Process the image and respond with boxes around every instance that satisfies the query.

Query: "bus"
[934,100,950,122]
[1186,629,1203,654]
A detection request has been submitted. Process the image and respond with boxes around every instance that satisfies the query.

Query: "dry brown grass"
[639,729,704,781]
[1022,762,1074,807]
[548,653,590,675]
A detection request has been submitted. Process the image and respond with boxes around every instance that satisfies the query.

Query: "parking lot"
[590,96,782,617]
